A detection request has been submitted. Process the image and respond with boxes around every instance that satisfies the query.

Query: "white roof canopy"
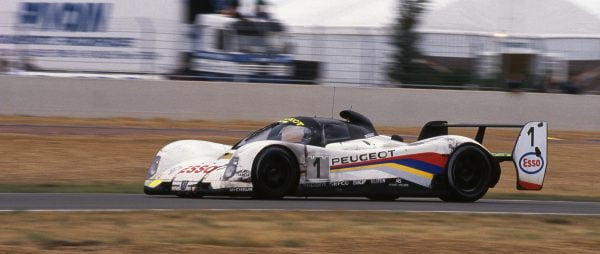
[420,0,600,36]
[271,0,398,27]
[270,0,600,36]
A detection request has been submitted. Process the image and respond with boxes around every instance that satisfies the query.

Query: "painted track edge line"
[481,199,600,204]
[1,208,599,216]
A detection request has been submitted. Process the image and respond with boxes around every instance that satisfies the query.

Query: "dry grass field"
[0,115,599,200]
[0,211,599,253]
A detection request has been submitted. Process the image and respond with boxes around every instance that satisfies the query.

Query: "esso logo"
[518,152,544,174]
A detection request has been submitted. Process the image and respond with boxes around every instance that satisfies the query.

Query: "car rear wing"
[418,121,548,190]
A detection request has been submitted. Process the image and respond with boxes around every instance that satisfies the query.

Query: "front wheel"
[252,146,299,199]
[439,144,493,202]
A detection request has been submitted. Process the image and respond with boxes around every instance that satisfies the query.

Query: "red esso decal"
[522,158,541,168]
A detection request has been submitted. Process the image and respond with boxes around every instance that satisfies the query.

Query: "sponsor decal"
[388,178,409,187]
[179,165,225,174]
[352,179,367,185]
[370,179,385,184]
[518,152,544,174]
[302,182,327,188]
[19,2,112,32]
[300,178,416,189]
[0,35,133,47]
[330,152,448,182]
[236,169,251,178]
[331,150,396,166]
[278,117,304,126]
[229,187,252,192]
[330,181,349,187]
[0,48,156,60]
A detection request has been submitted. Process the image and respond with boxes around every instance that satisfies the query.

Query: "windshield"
[238,32,285,54]
[233,123,314,149]
[234,20,286,54]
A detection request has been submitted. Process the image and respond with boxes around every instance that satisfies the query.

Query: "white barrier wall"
[1,76,598,131]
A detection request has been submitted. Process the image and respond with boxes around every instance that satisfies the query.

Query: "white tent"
[267,0,600,85]
[271,0,397,28]
[420,0,600,36]
[271,0,600,36]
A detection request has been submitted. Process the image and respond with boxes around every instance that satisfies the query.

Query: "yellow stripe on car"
[219,153,233,160]
[148,180,162,188]
[332,163,433,179]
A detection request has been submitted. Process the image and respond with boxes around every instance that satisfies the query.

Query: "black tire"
[366,194,400,201]
[439,144,493,202]
[252,146,299,199]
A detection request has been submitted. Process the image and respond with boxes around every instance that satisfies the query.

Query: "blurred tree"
[388,0,429,84]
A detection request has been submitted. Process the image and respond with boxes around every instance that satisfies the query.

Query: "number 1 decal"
[308,156,329,180]
[312,157,321,178]
[527,127,535,147]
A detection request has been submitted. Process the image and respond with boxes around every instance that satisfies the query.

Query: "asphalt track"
[1,193,600,215]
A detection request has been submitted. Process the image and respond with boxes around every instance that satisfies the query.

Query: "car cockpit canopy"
[231,111,378,149]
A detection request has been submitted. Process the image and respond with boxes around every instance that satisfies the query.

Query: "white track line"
[481,199,600,204]
[0,208,599,216]
[1,193,599,204]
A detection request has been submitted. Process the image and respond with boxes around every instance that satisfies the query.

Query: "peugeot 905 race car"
[144,110,547,202]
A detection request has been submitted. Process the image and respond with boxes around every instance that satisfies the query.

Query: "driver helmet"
[281,125,307,143]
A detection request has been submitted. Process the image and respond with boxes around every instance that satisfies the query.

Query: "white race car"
[144,111,547,202]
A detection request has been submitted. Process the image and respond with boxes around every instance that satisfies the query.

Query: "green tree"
[388,0,429,84]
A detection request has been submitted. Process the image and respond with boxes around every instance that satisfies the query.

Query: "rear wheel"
[252,146,299,199]
[439,144,493,202]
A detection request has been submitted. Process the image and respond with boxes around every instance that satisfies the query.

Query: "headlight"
[223,157,239,180]
[146,156,161,178]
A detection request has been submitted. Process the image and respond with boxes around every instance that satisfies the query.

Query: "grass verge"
[0,211,599,253]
